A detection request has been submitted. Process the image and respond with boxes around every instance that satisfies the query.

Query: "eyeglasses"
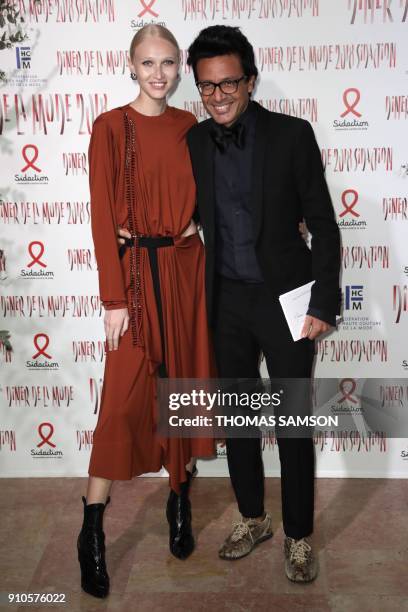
[195,75,248,96]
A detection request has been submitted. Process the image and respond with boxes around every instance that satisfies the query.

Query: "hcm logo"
[16,47,31,69]
[344,285,363,310]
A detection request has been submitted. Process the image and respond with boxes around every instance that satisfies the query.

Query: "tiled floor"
[1,477,407,612]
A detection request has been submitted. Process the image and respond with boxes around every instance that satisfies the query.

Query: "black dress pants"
[212,276,315,539]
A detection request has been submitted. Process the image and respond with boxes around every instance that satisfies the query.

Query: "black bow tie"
[210,121,246,153]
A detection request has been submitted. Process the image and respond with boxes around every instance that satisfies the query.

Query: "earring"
[130,73,137,81]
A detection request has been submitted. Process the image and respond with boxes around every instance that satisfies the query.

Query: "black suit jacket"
[187,102,341,325]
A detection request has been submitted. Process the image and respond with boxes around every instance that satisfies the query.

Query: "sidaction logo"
[15,144,49,184]
[338,189,367,230]
[138,0,159,17]
[26,334,59,371]
[328,378,362,416]
[333,89,369,130]
[20,241,54,279]
[31,422,63,458]
[131,0,166,30]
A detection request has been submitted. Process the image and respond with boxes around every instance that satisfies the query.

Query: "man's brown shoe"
[218,513,273,560]
[284,537,318,582]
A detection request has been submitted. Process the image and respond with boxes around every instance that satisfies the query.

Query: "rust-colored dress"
[87,104,215,491]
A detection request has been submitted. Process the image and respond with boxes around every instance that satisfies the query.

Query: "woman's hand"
[104,308,129,351]
[181,219,198,237]
[117,226,131,246]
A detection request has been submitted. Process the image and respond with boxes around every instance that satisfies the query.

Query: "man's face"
[195,54,255,127]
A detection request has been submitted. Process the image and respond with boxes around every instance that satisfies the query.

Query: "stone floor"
[0,477,407,612]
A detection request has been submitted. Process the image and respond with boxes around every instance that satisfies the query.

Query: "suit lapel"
[250,102,269,241]
[197,124,216,245]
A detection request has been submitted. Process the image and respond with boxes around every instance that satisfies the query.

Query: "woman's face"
[129,35,179,102]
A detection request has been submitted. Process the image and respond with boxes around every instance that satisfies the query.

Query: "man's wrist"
[306,307,336,327]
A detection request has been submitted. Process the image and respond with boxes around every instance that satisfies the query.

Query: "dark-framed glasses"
[196,75,248,96]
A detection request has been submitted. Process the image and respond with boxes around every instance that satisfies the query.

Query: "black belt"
[119,235,174,377]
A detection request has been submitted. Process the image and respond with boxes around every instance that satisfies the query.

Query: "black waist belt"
[120,235,174,378]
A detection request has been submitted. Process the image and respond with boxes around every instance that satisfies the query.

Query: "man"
[185,26,341,582]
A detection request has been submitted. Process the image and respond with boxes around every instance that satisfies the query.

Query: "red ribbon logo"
[341,88,362,118]
[21,144,41,173]
[27,241,47,268]
[32,333,52,359]
[138,0,159,17]
[340,189,360,218]
[37,422,56,448]
[339,378,358,404]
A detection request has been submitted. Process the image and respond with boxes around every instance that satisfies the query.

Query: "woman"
[77,24,215,599]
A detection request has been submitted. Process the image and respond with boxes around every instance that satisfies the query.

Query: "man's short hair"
[187,25,258,83]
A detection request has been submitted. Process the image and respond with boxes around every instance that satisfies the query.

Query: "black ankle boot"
[77,496,110,598]
[166,468,196,559]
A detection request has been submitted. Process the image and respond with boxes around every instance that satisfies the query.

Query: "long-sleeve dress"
[87,104,215,491]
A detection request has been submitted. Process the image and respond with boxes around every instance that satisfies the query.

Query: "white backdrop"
[0,0,407,478]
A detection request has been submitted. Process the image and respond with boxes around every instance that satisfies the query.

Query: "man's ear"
[247,75,256,94]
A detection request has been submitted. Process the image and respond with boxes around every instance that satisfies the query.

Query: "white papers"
[278,281,315,342]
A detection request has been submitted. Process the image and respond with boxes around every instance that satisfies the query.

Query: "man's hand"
[300,315,331,340]
[117,226,131,246]
[299,220,309,242]
[104,307,129,350]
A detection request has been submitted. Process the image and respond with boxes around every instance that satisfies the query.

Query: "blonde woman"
[77,25,215,598]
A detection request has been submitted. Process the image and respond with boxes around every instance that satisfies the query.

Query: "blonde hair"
[129,25,180,61]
